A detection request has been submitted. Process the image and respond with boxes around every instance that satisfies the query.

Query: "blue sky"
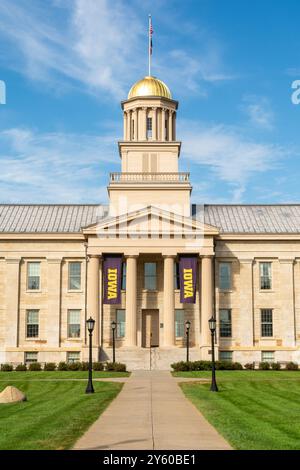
[0,0,300,204]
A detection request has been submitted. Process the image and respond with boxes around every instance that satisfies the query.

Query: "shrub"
[259,362,270,370]
[171,361,190,372]
[81,362,89,371]
[171,360,243,372]
[15,364,27,371]
[67,362,81,371]
[28,362,42,371]
[93,362,104,371]
[0,363,13,372]
[105,362,126,372]
[232,362,243,370]
[244,363,255,370]
[43,363,56,371]
[57,361,68,371]
[285,361,298,371]
[271,362,281,370]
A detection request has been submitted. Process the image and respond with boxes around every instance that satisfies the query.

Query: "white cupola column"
[123,112,127,140]
[161,108,166,141]
[126,110,131,141]
[168,110,173,141]
[133,109,138,141]
[152,107,157,140]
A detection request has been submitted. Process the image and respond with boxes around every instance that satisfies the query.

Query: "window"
[121,262,126,290]
[175,309,185,338]
[67,352,80,363]
[25,352,38,363]
[260,262,272,290]
[144,262,157,290]
[219,309,232,337]
[68,309,81,338]
[26,310,39,338]
[174,262,180,289]
[146,117,152,139]
[116,309,125,338]
[219,262,231,290]
[261,351,274,362]
[261,309,273,337]
[68,262,81,290]
[219,351,233,362]
[27,262,40,290]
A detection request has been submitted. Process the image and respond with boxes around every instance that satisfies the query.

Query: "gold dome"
[128,76,172,100]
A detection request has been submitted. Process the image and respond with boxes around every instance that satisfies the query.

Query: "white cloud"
[179,120,287,201]
[0,0,233,99]
[242,95,274,130]
[0,127,118,203]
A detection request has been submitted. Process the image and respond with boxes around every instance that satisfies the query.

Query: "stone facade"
[1,75,300,369]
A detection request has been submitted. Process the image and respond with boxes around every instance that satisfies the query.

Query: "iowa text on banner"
[103,255,122,304]
[179,255,197,304]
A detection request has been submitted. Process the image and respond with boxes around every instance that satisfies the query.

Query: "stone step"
[101,347,201,370]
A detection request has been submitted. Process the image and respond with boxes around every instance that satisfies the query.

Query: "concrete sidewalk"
[73,370,231,450]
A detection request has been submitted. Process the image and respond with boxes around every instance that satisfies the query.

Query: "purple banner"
[179,256,197,303]
[103,255,122,304]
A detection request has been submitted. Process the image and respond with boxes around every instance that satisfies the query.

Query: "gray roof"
[0,203,300,234]
[0,204,108,233]
[202,205,300,234]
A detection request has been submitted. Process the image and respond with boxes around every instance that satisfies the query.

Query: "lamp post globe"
[185,320,191,362]
[111,321,117,364]
[85,316,95,394]
[208,316,218,392]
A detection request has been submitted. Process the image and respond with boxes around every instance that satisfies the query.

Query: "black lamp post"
[86,316,95,394]
[111,321,116,363]
[208,316,218,392]
[185,320,191,362]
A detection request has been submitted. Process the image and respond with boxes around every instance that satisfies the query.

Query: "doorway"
[142,309,159,347]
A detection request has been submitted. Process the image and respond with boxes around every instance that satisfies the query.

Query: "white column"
[279,259,296,346]
[5,258,21,347]
[152,107,157,140]
[125,255,138,346]
[47,258,62,348]
[133,109,138,141]
[163,255,175,346]
[126,110,131,141]
[173,111,176,140]
[161,108,166,141]
[123,112,127,140]
[141,108,147,140]
[201,255,213,358]
[239,259,254,347]
[87,255,100,349]
[168,110,173,141]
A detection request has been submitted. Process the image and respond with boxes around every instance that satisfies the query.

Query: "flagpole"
[148,14,151,76]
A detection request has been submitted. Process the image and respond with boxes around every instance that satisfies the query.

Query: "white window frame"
[260,262,272,290]
[219,262,231,290]
[116,309,125,339]
[175,309,185,338]
[219,351,233,362]
[261,351,275,362]
[25,351,38,363]
[27,261,41,291]
[67,309,81,338]
[68,261,82,291]
[144,262,157,291]
[67,352,80,363]
[26,309,39,339]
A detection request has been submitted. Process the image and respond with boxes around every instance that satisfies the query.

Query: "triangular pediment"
[82,205,219,239]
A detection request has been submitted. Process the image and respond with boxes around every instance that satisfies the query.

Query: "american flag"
[149,18,153,55]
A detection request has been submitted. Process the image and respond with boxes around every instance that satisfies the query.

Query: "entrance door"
[142,309,159,347]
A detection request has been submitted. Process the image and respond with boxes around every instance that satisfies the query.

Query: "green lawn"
[0,371,129,380]
[0,379,123,450]
[177,371,300,450]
